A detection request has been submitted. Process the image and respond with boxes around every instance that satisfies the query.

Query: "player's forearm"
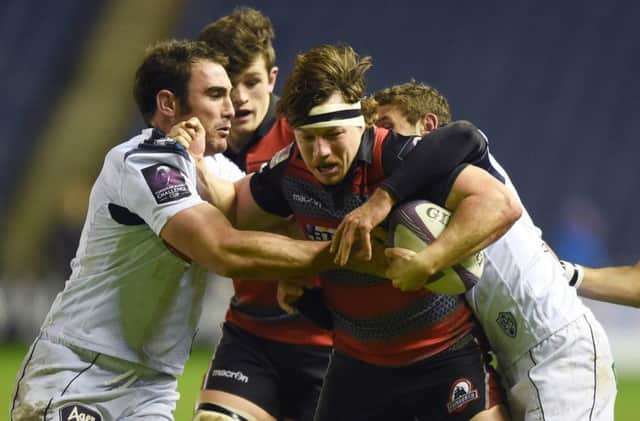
[578,264,640,307]
[220,232,388,280]
[162,204,333,280]
[215,231,335,280]
[417,187,520,276]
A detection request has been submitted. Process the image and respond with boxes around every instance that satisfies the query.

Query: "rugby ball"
[387,200,484,294]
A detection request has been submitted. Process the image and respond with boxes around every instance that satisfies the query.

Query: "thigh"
[315,346,504,421]
[411,346,505,421]
[313,351,397,421]
[12,336,109,421]
[278,343,331,421]
[12,337,178,421]
[200,322,281,419]
[506,314,616,421]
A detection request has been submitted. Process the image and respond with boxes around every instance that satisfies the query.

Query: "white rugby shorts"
[11,334,178,420]
[501,311,616,421]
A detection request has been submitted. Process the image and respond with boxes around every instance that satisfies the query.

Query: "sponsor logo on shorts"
[141,163,191,204]
[496,311,518,337]
[59,403,102,421]
[446,378,479,413]
[211,369,249,383]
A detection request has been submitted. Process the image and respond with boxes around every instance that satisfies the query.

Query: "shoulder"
[246,117,295,172]
[257,117,294,151]
[379,129,422,161]
[122,129,193,175]
[266,142,295,171]
[124,128,190,162]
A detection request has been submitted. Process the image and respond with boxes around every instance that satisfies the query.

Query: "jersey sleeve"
[120,144,206,235]
[380,120,488,206]
[248,144,293,217]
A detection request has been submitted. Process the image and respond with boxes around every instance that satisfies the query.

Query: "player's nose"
[222,95,235,119]
[231,86,248,106]
[312,138,331,160]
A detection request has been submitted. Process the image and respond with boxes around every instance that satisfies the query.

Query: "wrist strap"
[562,260,584,289]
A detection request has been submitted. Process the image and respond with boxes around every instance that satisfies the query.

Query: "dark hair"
[278,44,372,128]
[373,81,452,126]
[133,39,228,125]
[198,7,276,80]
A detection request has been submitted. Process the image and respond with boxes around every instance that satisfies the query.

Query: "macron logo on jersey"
[141,163,191,204]
[60,403,102,421]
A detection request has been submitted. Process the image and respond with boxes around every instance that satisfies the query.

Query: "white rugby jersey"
[466,153,589,367]
[203,153,245,182]
[41,128,210,376]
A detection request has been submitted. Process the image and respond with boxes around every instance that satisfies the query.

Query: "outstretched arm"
[161,203,331,280]
[162,202,387,280]
[562,260,640,308]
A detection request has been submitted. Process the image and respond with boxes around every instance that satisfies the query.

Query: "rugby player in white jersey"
[9,39,386,421]
[330,81,617,421]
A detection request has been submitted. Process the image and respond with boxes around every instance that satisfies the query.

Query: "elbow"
[506,196,522,225]
[448,120,485,151]
[448,120,478,140]
[450,120,477,132]
[496,190,522,234]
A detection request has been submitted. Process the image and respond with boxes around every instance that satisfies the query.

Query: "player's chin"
[232,117,257,133]
[314,174,341,185]
[313,169,344,185]
[205,137,228,154]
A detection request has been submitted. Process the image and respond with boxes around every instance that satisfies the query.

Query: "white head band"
[297,101,365,129]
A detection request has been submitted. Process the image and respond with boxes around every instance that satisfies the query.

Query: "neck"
[149,116,172,136]
[227,130,252,154]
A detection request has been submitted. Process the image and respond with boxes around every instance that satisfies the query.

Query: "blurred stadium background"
[1,0,639,418]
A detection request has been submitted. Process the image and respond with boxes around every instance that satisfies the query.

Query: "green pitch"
[2,343,639,420]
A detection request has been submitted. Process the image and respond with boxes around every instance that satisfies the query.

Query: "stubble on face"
[180,59,234,155]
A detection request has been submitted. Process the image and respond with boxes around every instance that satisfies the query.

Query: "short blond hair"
[373,81,451,126]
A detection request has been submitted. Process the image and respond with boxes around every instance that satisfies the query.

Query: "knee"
[192,410,232,421]
[193,403,255,421]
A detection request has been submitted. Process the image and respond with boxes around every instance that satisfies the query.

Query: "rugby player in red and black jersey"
[189,44,519,420]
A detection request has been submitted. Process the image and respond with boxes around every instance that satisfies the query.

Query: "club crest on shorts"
[141,163,191,204]
[446,378,479,413]
[59,403,103,421]
[496,311,518,337]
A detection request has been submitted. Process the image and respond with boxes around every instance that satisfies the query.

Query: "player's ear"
[156,89,178,119]
[421,113,439,135]
[267,66,279,92]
